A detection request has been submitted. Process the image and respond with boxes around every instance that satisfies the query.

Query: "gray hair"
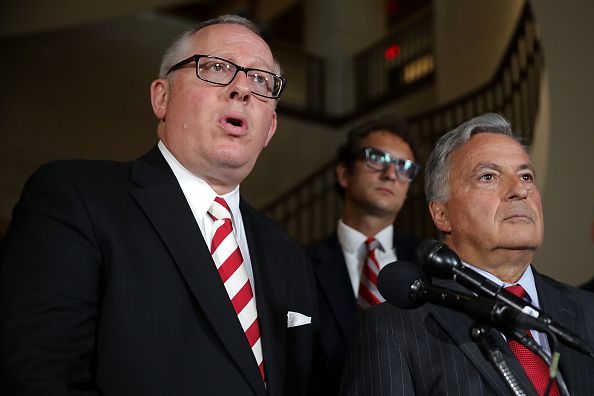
[424,113,524,202]
[158,14,281,79]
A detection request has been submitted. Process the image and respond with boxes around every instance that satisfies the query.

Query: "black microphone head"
[416,239,461,279]
[378,261,427,309]
[416,239,442,268]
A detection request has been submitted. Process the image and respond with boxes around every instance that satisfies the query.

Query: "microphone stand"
[471,324,528,396]
[504,328,570,396]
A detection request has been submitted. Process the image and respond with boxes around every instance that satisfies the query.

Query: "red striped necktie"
[208,197,265,383]
[357,237,385,308]
[505,285,559,396]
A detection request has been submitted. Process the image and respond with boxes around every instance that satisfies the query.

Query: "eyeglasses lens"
[363,148,419,180]
[197,56,281,98]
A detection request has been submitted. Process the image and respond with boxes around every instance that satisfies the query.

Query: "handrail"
[264,3,542,247]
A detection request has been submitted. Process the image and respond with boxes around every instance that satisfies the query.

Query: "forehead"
[450,133,530,171]
[190,23,275,70]
[360,130,414,159]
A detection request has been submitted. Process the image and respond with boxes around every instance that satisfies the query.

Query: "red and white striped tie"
[357,237,385,308]
[208,197,265,382]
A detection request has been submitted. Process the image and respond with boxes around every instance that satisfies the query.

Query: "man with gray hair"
[1,15,318,395]
[341,113,594,395]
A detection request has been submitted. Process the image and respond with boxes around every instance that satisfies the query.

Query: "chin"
[498,237,542,251]
[214,147,246,164]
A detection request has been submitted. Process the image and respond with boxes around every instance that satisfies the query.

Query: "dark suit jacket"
[309,231,419,395]
[341,270,594,395]
[581,277,594,292]
[0,146,318,396]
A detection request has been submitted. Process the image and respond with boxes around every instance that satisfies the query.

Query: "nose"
[227,71,252,103]
[380,163,399,181]
[506,176,530,200]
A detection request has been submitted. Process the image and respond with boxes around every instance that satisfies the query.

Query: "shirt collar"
[158,140,241,221]
[463,261,540,308]
[337,219,393,253]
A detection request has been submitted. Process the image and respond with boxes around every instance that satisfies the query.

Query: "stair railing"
[263,4,542,247]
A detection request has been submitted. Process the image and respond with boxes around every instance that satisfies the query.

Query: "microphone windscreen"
[377,261,426,309]
[415,239,441,268]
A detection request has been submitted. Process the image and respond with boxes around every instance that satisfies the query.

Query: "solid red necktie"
[505,285,559,396]
[208,197,265,383]
[357,237,385,308]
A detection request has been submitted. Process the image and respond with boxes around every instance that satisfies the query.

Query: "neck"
[483,257,530,283]
[341,208,395,237]
[446,240,535,283]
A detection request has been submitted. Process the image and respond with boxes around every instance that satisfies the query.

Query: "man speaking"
[341,113,594,395]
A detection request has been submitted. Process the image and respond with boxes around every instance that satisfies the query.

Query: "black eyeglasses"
[358,147,421,181]
[166,54,286,99]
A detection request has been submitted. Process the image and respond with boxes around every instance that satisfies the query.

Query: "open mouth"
[224,116,244,128]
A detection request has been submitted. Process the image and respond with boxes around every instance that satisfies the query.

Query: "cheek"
[396,182,411,196]
[347,174,369,198]
[532,197,545,232]
[531,193,544,213]
[449,198,484,229]
[257,109,275,135]
[173,87,211,116]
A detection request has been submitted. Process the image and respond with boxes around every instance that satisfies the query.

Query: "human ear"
[336,162,350,190]
[150,79,169,121]
[263,112,277,147]
[429,201,451,233]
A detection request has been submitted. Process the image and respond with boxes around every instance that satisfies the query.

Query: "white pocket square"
[287,311,311,328]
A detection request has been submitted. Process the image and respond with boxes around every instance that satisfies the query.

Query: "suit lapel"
[129,148,266,396]
[427,278,538,396]
[392,229,418,263]
[312,235,356,340]
[313,231,417,342]
[241,201,287,396]
[534,272,592,394]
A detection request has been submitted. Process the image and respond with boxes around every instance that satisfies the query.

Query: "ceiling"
[0,0,298,39]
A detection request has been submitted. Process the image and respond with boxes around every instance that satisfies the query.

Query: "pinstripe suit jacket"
[341,269,594,395]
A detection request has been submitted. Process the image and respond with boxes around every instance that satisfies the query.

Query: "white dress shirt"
[158,141,256,289]
[463,261,551,353]
[337,219,398,296]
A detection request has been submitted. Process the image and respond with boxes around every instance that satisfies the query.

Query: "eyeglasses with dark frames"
[358,147,421,181]
[166,54,286,99]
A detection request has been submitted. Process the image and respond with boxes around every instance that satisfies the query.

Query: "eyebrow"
[210,53,275,73]
[517,163,536,173]
[472,162,536,174]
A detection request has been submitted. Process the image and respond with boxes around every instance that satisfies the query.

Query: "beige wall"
[243,117,344,208]
[2,1,593,287]
[304,0,386,115]
[0,13,186,227]
[434,0,525,103]
[529,0,594,285]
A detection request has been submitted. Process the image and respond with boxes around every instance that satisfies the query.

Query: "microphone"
[377,261,548,332]
[416,239,594,358]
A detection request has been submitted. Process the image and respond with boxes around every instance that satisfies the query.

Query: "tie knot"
[505,284,527,299]
[208,197,232,221]
[365,237,380,252]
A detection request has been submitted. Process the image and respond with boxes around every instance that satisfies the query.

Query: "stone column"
[304,0,386,116]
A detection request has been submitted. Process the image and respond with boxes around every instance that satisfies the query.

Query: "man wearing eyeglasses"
[341,113,594,395]
[309,118,421,395]
[0,15,317,396]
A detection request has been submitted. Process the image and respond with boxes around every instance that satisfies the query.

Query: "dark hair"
[337,117,417,169]
[335,117,417,196]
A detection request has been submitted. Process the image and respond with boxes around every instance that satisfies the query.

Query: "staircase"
[263,4,543,247]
